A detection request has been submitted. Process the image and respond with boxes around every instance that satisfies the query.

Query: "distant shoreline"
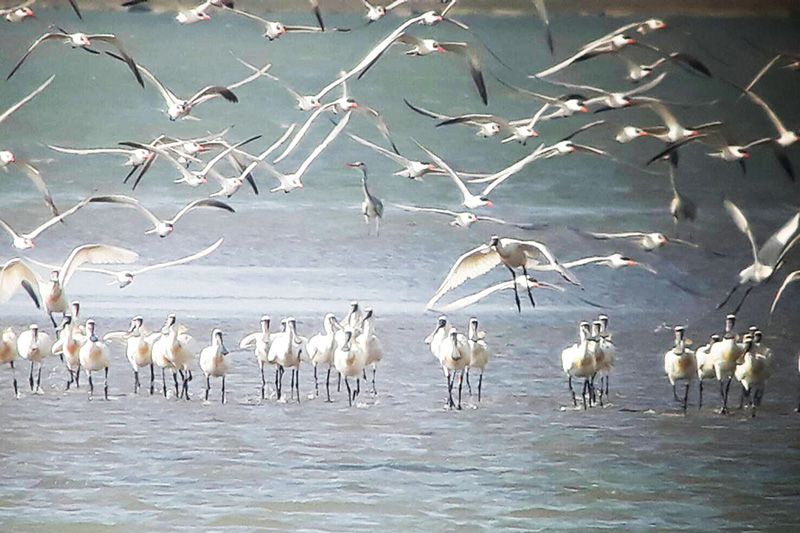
[29,0,800,17]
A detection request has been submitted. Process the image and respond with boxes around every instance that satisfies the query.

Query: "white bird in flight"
[79,238,224,288]
[88,196,234,237]
[0,244,138,326]
[0,196,92,250]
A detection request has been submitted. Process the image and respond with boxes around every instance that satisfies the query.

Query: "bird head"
[489,235,500,247]
[480,197,493,207]
[74,33,91,46]
[117,272,134,288]
[437,316,447,328]
[0,151,15,164]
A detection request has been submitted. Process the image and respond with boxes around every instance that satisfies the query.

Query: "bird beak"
[638,131,648,136]
[626,260,636,266]
[741,152,749,158]
[9,154,15,162]
[484,200,493,207]
[345,162,357,167]
[436,45,445,52]
[579,106,588,112]
[626,38,635,44]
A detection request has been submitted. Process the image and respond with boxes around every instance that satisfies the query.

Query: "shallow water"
[2,10,800,532]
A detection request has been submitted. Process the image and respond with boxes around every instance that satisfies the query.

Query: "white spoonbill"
[334,329,366,407]
[466,317,489,402]
[305,313,339,402]
[664,326,696,412]
[52,314,85,390]
[239,315,273,400]
[561,321,595,409]
[17,323,52,393]
[0,328,19,397]
[200,329,231,404]
[79,319,110,400]
[437,327,471,410]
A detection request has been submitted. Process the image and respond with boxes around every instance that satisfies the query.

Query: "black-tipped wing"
[7,33,65,81]
[91,34,144,87]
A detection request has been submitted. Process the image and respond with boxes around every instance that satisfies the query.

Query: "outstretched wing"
[0,75,55,125]
[0,259,40,303]
[60,244,139,287]
[426,243,500,309]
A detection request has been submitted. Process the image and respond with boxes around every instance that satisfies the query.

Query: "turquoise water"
[1,9,800,531]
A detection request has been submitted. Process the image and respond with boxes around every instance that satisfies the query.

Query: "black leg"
[221,375,226,404]
[296,367,300,403]
[457,371,463,410]
[605,375,609,397]
[522,265,536,308]
[699,380,703,410]
[722,377,732,414]
[345,377,352,407]
[372,366,377,395]
[205,375,210,402]
[732,286,754,315]
[325,367,332,403]
[673,383,679,402]
[466,368,472,396]
[314,364,319,397]
[185,369,192,400]
[568,375,577,407]
[88,372,93,400]
[581,379,588,410]
[355,377,360,399]
[173,371,180,397]
[683,382,690,412]
[275,366,280,400]
[50,313,57,328]
[36,364,42,392]
[446,371,454,408]
[134,370,140,394]
[66,369,73,391]
[260,362,266,400]
[716,283,740,310]
[478,372,483,403]
[507,266,521,312]
[28,362,34,391]
[150,364,154,395]
[162,368,167,398]
[75,366,80,388]
[10,361,18,398]
[337,372,341,393]
[104,367,109,400]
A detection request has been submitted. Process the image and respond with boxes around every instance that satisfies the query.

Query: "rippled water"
[2,9,800,532]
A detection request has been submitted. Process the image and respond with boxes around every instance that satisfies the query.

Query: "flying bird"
[80,238,224,288]
[107,52,271,121]
[8,30,143,87]
[427,235,580,312]
[88,196,235,237]
[717,199,800,314]
[0,197,92,250]
[0,244,138,326]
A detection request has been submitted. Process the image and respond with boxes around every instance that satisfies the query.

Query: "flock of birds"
[0,299,390,405]
[1,0,800,411]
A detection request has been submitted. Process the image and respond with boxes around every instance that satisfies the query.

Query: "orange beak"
[484,200,493,207]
